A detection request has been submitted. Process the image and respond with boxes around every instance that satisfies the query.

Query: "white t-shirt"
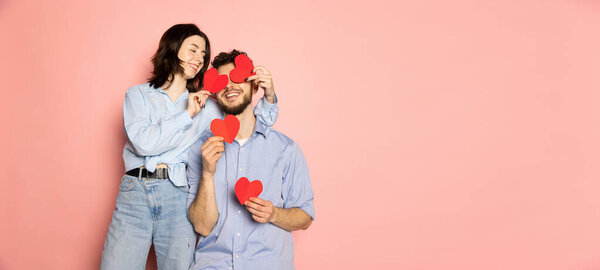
[236,137,249,146]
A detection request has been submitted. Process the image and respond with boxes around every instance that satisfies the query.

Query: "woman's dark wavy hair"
[148,24,210,92]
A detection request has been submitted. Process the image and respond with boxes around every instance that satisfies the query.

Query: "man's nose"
[226,77,235,88]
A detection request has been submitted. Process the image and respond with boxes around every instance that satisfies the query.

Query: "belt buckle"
[142,168,150,182]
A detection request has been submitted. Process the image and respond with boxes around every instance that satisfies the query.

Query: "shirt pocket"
[248,166,284,207]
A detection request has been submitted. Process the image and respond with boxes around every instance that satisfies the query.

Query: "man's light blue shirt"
[186,119,315,270]
[122,83,278,187]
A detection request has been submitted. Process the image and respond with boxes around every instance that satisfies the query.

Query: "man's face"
[215,62,254,115]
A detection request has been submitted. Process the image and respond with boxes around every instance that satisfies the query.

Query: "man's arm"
[245,197,312,231]
[188,136,224,236]
[244,142,315,231]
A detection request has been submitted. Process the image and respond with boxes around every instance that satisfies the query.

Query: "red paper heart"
[235,177,263,205]
[210,115,240,143]
[203,68,229,94]
[230,54,256,83]
[235,54,254,70]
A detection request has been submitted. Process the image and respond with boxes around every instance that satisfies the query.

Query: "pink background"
[2,0,600,269]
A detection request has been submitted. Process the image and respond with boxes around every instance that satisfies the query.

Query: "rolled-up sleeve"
[281,142,315,220]
[253,94,279,127]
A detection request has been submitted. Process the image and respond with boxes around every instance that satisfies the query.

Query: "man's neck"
[162,73,187,102]
[229,106,256,140]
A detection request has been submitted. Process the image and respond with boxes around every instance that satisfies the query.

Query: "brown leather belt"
[126,168,169,179]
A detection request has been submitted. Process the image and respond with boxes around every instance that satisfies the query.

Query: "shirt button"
[239,168,243,172]
[235,254,239,259]
[237,232,240,236]
[238,210,241,214]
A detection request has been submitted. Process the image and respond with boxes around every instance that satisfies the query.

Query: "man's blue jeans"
[101,174,196,270]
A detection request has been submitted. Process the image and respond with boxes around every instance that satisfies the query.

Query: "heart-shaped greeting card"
[230,54,256,83]
[203,68,229,94]
[235,177,263,205]
[210,115,240,143]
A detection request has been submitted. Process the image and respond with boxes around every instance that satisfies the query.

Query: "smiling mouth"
[189,63,200,72]
[223,91,241,101]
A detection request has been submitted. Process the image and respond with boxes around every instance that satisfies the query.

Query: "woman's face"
[177,35,206,79]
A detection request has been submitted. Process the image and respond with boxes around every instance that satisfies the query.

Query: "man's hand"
[187,90,211,117]
[201,136,224,175]
[247,66,275,104]
[245,197,277,223]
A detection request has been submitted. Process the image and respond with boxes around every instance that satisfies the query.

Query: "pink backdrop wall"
[2,0,600,269]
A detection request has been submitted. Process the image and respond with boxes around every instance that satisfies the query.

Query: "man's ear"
[252,81,259,94]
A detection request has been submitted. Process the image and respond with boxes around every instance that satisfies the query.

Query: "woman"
[100,24,278,270]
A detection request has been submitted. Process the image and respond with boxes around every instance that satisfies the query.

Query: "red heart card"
[203,68,229,94]
[210,115,240,143]
[235,177,263,205]
[230,54,256,83]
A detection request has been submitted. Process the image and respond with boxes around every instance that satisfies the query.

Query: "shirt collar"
[152,85,189,102]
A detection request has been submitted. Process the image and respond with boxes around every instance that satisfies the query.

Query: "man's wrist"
[269,206,280,223]
[201,170,215,179]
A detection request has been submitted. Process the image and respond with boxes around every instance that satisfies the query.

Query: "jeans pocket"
[176,184,190,193]
[119,176,137,192]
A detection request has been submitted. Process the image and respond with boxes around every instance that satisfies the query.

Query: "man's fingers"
[209,145,225,156]
[204,150,222,164]
[251,215,266,223]
[249,197,267,206]
[202,141,218,153]
[255,78,271,85]
[203,144,224,158]
[202,139,224,153]
[246,199,272,213]
[252,214,267,223]
[246,206,268,218]
[253,66,270,75]
[244,200,263,211]
[246,74,270,81]
[202,137,224,148]
[257,81,272,88]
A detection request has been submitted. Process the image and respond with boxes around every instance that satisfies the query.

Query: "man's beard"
[216,90,252,115]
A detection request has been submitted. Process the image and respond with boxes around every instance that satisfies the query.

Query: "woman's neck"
[161,73,188,102]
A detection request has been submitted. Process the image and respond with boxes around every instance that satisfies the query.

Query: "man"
[186,50,315,270]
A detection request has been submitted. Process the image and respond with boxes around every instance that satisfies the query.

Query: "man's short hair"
[211,49,248,69]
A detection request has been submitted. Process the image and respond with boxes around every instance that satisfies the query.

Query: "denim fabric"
[101,174,196,270]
